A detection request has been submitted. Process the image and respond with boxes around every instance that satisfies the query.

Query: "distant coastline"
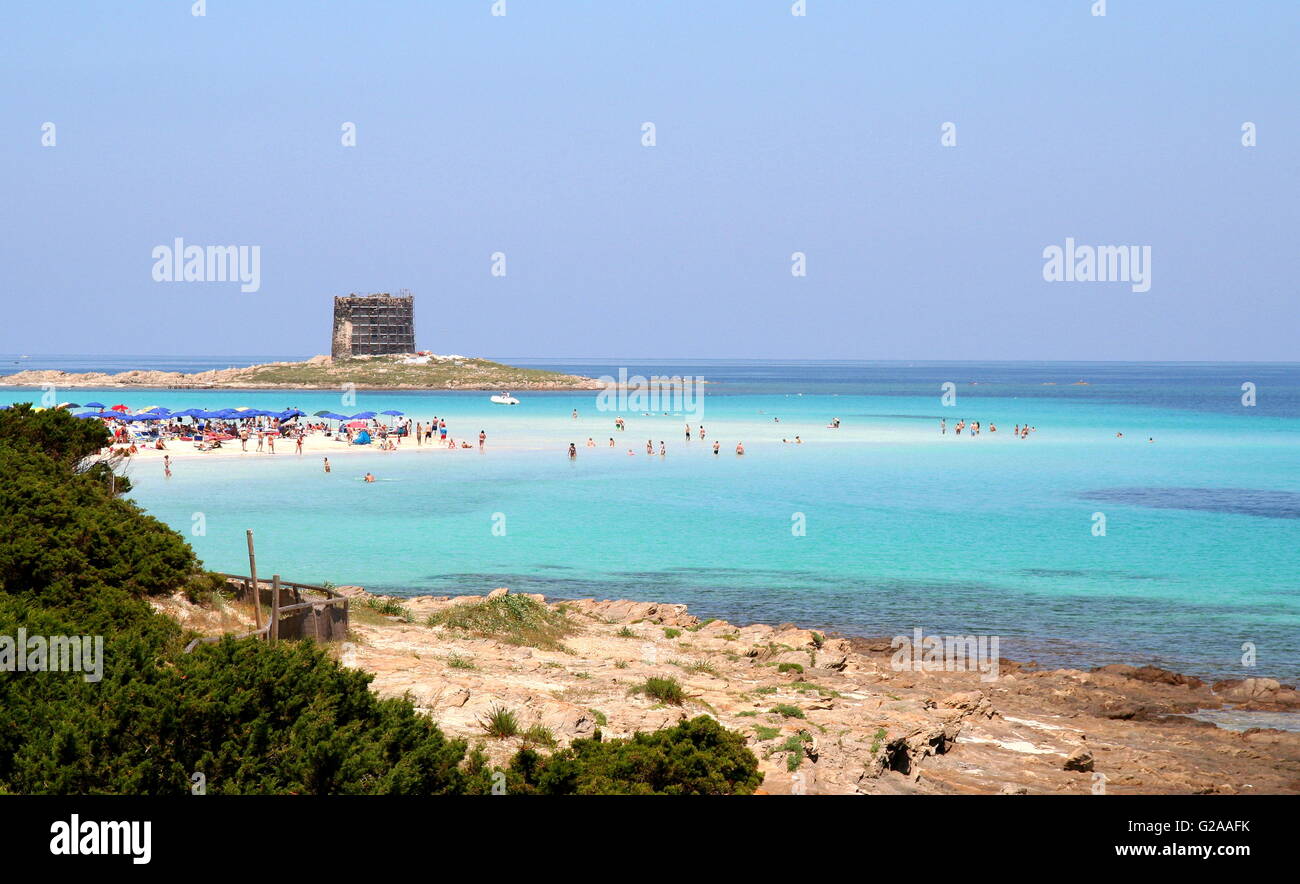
[0,353,603,392]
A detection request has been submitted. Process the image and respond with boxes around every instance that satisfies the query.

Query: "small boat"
[489,393,520,405]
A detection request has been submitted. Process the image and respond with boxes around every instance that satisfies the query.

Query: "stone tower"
[331,292,416,359]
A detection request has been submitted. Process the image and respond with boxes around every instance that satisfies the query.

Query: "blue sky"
[2,1,1296,361]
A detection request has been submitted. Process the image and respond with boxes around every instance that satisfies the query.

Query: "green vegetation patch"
[426,594,574,650]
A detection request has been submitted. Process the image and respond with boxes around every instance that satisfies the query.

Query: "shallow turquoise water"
[7,361,1297,680]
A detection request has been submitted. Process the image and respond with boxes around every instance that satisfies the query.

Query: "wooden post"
[246,530,262,629]
[270,574,281,643]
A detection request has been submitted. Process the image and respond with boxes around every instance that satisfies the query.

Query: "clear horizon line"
[3,353,1300,366]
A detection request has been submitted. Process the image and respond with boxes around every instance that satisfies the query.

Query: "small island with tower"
[1,291,601,391]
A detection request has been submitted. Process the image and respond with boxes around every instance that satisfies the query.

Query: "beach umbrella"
[319,411,349,420]
[110,404,130,412]
[283,408,305,417]
[83,401,106,409]
[56,402,80,410]
[75,412,106,419]
[380,410,405,416]
[345,420,368,429]
[313,410,334,417]
[350,411,377,420]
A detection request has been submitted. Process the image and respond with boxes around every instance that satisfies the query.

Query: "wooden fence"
[183,572,350,653]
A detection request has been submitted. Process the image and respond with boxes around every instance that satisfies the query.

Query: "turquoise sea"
[4,359,1297,682]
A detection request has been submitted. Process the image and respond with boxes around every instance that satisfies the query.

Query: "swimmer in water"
[712,441,720,454]
[659,441,666,456]
[324,457,331,473]
[364,472,375,483]
[568,443,577,458]
[736,442,745,455]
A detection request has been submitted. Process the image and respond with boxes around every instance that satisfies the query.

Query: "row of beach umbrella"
[4,402,407,425]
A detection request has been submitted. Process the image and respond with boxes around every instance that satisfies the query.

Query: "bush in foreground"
[505,716,762,795]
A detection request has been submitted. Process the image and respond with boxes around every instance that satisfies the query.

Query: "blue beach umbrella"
[350,411,377,420]
[83,401,106,409]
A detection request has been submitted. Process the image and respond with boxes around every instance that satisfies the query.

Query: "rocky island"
[0,353,603,391]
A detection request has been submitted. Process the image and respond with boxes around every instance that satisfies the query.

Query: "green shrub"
[777,662,804,674]
[632,676,686,705]
[503,716,761,795]
[479,705,520,739]
[770,704,805,719]
[426,594,573,650]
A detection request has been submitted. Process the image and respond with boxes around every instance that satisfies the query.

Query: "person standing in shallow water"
[323,457,331,473]
[712,440,720,454]
[568,443,577,458]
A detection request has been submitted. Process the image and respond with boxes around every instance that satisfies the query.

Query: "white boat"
[489,393,520,405]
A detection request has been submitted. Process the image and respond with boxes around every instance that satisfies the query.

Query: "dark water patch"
[1080,487,1300,520]
[1019,567,1167,582]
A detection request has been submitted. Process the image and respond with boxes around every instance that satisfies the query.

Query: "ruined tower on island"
[331,291,416,359]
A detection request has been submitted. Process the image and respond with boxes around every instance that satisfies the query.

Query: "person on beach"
[941,418,946,435]
[479,430,486,450]
[713,441,720,454]
[295,434,304,454]
[659,441,666,456]
[572,409,579,420]
[685,423,691,440]
[735,442,745,455]
[240,427,249,451]
[439,420,447,441]
[699,425,705,440]
[646,440,653,455]
[586,437,595,447]
[268,435,276,454]
[568,443,577,458]
[163,455,171,478]
[323,457,331,473]
[256,433,265,452]
[608,437,615,447]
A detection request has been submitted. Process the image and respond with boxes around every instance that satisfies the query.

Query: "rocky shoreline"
[156,587,1300,795]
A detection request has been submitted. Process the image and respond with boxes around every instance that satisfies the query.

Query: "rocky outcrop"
[165,587,1300,795]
